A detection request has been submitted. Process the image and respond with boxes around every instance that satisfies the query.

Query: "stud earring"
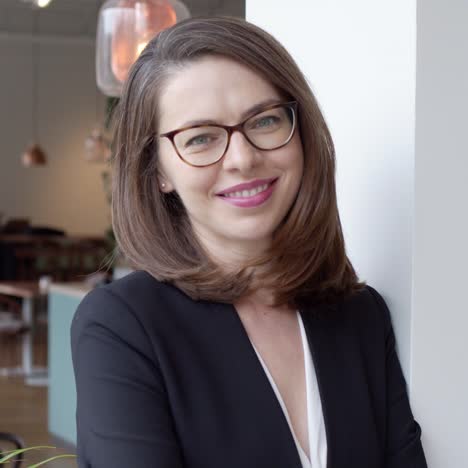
[161,183,166,188]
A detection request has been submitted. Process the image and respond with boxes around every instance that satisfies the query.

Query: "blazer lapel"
[300,302,378,468]
[216,302,304,468]
[299,304,339,468]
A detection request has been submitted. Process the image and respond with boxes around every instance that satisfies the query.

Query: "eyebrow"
[178,98,284,128]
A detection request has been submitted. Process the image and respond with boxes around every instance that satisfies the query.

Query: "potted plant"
[0,445,76,467]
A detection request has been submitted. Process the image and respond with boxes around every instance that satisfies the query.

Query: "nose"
[221,130,262,173]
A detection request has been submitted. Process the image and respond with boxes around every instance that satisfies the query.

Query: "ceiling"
[0,0,244,38]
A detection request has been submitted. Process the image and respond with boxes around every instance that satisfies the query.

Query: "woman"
[71,16,427,468]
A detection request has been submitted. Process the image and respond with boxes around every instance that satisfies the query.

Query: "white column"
[412,1,468,466]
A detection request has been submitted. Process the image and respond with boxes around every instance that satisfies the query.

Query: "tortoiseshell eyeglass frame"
[158,101,298,168]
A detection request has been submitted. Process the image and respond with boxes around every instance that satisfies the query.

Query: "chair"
[1,219,30,235]
[73,238,110,279]
[11,248,39,281]
[0,296,29,375]
[0,431,24,467]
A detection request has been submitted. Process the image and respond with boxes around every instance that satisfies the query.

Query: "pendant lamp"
[84,128,112,163]
[36,0,52,6]
[21,144,47,167]
[84,84,112,163]
[21,0,54,8]
[21,8,47,167]
[96,0,190,97]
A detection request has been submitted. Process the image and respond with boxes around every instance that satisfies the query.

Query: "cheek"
[181,172,218,200]
[158,151,220,200]
[278,136,304,174]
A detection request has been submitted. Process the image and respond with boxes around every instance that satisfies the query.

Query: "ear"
[157,176,174,193]
[156,161,175,192]
[160,182,172,193]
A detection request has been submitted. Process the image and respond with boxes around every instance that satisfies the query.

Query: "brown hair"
[111,16,366,308]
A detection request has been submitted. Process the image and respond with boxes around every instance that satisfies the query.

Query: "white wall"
[248,0,468,466]
[247,1,416,374]
[0,34,109,236]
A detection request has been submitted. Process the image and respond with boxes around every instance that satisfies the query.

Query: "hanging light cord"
[31,8,39,144]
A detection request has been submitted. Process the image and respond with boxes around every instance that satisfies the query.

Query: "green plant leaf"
[26,453,77,467]
[0,446,55,463]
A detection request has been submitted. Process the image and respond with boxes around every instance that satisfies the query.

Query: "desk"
[0,281,47,385]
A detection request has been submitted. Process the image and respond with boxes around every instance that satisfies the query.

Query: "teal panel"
[48,292,81,446]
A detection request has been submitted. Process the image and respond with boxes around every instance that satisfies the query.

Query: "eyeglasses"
[158,101,298,167]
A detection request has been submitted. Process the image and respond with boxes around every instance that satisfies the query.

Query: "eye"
[253,116,279,128]
[185,134,213,147]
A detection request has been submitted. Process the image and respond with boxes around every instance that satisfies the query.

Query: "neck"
[234,288,294,316]
[194,225,271,270]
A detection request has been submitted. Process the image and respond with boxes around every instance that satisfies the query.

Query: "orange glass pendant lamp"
[96,0,189,97]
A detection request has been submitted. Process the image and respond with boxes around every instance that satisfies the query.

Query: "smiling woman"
[110,17,360,306]
[71,16,428,468]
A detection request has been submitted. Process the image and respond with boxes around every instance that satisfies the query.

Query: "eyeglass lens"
[173,104,295,166]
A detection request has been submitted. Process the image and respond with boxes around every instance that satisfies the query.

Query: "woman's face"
[157,55,304,264]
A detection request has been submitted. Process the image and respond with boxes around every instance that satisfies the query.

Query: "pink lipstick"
[216,178,278,208]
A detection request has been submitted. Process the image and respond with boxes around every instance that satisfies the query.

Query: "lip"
[215,177,278,196]
[216,178,278,208]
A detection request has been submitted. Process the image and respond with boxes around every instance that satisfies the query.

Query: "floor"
[0,321,77,467]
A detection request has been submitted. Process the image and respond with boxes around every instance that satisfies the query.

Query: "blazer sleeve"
[367,286,428,468]
[70,287,184,468]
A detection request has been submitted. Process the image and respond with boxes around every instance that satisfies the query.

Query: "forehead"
[158,56,282,131]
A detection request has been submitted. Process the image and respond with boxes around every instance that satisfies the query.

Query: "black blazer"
[71,271,427,468]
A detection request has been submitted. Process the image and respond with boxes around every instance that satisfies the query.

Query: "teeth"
[224,183,269,198]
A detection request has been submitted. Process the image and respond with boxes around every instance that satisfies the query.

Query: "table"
[0,281,48,385]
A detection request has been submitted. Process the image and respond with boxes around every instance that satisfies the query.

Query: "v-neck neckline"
[249,311,313,468]
[225,302,333,468]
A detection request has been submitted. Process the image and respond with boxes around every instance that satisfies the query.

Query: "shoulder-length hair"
[111,16,366,308]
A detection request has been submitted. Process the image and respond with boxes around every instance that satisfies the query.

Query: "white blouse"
[249,311,327,468]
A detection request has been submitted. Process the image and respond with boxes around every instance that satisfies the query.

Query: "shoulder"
[304,285,396,367]
[100,270,185,308]
[340,285,395,350]
[73,270,185,322]
[70,271,192,350]
[334,284,391,319]
[318,284,394,339]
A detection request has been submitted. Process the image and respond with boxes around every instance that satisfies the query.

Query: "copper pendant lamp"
[21,144,47,167]
[96,0,190,97]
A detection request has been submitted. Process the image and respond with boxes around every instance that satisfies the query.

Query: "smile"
[217,179,278,208]
[223,183,270,198]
